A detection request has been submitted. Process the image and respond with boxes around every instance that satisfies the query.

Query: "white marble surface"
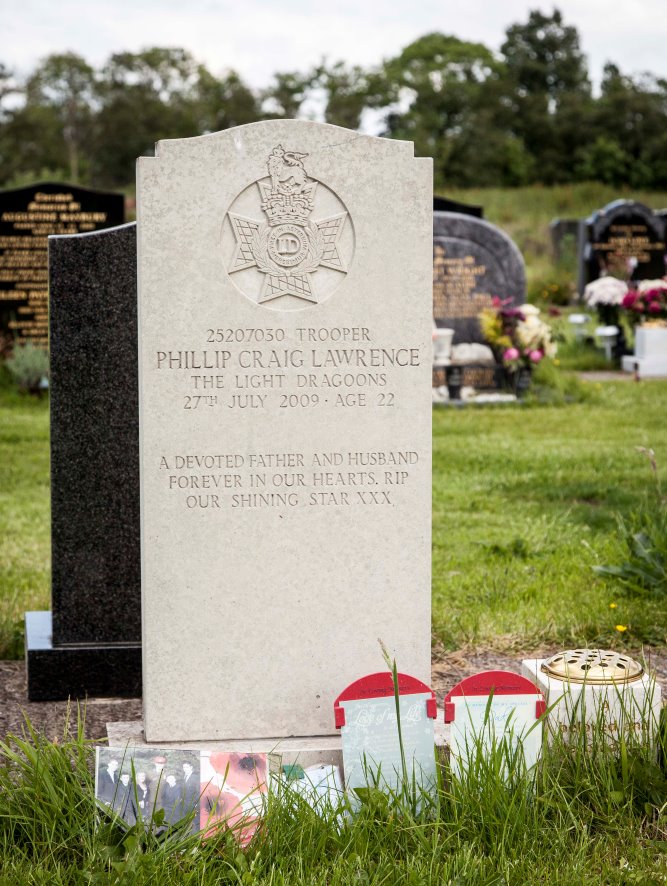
[137,121,433,742]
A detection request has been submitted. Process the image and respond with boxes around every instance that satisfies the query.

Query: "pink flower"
[529,349,544,363]
[649,302,662,313]
[622,292,638,308]
[504,347,520,361]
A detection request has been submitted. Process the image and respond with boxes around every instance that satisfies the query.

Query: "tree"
[499,9,592,182]
[23,52,96,181]
[311,60,378,131]
[261,71,312,119]
[194,66,261,133]
[377,33,507,186]
[94,48,202,186]
[501,8,590,107]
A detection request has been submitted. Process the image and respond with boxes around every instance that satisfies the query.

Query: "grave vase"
[513,365,532,398]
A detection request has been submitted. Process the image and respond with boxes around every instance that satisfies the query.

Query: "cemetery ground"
[1,377,667,882]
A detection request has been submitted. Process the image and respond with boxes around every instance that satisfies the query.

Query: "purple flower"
[529,349,544,363]
[504,347,520,361]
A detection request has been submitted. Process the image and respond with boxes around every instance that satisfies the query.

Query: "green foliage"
[1,710,667,882]
[5,342,49,393]
[595,449,667,595]
[4,8,667,189]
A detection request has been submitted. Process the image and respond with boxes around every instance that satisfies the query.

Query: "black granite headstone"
[578,199,666,292]
[0,182,124,346]
[433,196,484,218]
[433,212,526,344]
[25,222,141,700]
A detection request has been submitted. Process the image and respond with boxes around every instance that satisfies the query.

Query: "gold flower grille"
[540,649,644,684]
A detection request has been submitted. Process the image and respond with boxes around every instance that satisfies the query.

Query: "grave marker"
[0,182,124,345]
[579,199,666,292]
[433,212,526,344]
[25,223,141,700]
[334,672,437,798]
[444,671,545,779]
[138,122,432,742]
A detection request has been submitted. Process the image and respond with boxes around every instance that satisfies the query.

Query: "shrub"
[5,342,49,394]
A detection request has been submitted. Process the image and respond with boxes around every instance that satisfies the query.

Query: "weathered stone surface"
[432,212,526,345]
[138,121,433,742]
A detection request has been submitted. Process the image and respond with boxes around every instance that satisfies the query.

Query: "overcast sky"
[3,0,666,91]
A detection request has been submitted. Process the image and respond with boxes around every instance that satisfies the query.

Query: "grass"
[0,707,666,883]
[0,383,50,659]
[433,379,667,653]
[1,378,666,659]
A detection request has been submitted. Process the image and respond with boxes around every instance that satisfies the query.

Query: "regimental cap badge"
[224,145,353,308]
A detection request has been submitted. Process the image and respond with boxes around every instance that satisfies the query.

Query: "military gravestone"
[25,223,141,700]
[0,182,124,345]
[579,199,666,292]
[138,122,432,742]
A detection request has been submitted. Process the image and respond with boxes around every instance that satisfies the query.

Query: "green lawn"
[1,379,666,659]
[0,388,50,658]
[1,380,667,881]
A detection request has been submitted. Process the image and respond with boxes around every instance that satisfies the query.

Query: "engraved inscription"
[223,146,354,310]
[593,224,665,265]
[433,244,491,318]
[151,325,421,413]
[158,449,419,511]
[0,186,122,345]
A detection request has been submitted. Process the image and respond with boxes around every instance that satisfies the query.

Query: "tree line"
[1,9,666,191]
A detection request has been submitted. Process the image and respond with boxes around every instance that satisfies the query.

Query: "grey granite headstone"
[433,212,526,344]
[25,222,141,700]
[578,200,667,292]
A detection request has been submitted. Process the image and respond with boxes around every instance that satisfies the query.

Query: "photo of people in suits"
[95,748,201,833]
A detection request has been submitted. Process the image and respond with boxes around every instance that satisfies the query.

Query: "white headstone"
[138,122,433,741]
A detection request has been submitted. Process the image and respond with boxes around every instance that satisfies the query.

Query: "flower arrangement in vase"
[621,278,667,327]
[479,298,557,395]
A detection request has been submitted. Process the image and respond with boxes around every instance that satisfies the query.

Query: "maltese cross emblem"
[225,145,351,305]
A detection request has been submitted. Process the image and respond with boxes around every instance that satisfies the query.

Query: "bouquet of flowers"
[621,279,667,326]
[479,298,557,370]
[582,276,627,308]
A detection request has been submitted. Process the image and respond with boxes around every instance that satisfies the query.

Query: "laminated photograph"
[95,747,271,843]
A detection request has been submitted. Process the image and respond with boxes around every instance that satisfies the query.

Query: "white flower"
[583,277,626,306]
[637,278,667,293]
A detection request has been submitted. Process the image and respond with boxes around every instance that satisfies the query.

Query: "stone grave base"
[25,611,141,702]
[621,355,667,378]
[107,716,449,771]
